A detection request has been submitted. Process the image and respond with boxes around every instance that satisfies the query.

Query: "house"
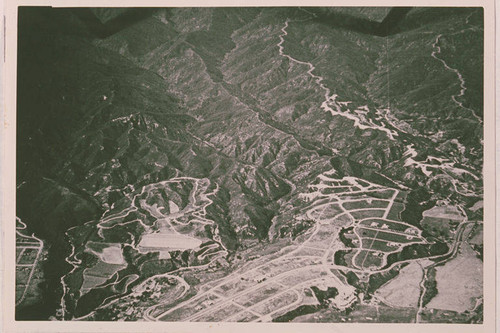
[404,228,418,235]
[253,275,267,283]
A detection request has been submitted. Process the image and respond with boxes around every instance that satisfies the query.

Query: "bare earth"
[138,233,202,251]
[426,243,482,312]
[375,261,423,307]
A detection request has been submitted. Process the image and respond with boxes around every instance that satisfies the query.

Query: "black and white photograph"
[2,1,497,332]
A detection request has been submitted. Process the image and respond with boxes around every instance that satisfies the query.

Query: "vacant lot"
[278,267,326,287]
[86,242,126,265]
[319,204,344,220]
[333,213,354,227]
[354,250,383,269]
[216,277,258,298]
[376,261,423,307]
[194,302,243,322]
[308,204,342,221]
[228,310,259,322]
[306,224,337,248]
[138,232,202,251]
[386,202,405,221]
[357,228,419,243]
[362,239,398,252]
[255,258,315,279]
[81,275,108,292]
[86,260,125,278]
[350,210,385,220]
[467,224,483,246]
[426,243,482,312]
[235,283,284,307]
[292,304,416,323]
[81,260,126,291]
[253,290,299,315]
[16,267,30,283]
[343,199,388,211]
[423,205,464,221]
[421,205,464,238]
[17,248,39,265]
[159,293,220,321]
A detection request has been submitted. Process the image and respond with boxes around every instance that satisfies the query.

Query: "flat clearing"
[426,243,482,312]
[168,200,180,214]
[332,213,354,227]
[100,246,126,265]
[376,261,423,307]
[350,210,385,220]
[252,290,299,315]
[16,267,30,283]
[468,224,483,246]
[235,283,284,307]
[292,304,416,323]
[306,225,336,248]
[215,278,257,298]
[85,260,126,278]
[293,247,325,257]
[308,204,342,220]
[81,275,108,291]
[354,250,383,269]
[422,205,463,221]
[343,199,388,211]
[86,242,126,265]
[278,267,325,287]
[386,202,405,221]
[357,228,419,243]
[228,311,259,322]
[255,258,314,279]
[138,232,202,251]
[362,239,398,252]
[159,293,220,321]
[194,303,243,322]
[18,248,39,265]
[319,204,344,219]
[337,190,391,200]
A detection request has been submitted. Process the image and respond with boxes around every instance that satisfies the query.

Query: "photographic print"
[12,5,486,325]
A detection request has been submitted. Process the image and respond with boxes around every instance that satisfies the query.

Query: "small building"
[381,224,389,229]
[253,275,267,283]
[370,222,379,227]
[404,228,418,235]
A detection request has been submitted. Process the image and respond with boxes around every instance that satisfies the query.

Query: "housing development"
[16,7,483,323]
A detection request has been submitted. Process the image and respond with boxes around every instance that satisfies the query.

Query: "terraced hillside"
[16,7,483,323]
